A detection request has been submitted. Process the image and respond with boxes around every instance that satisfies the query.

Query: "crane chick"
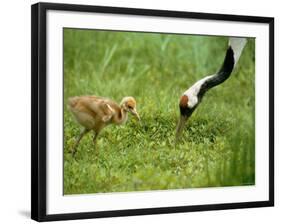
[68,96,140,156]
[176,37,247,142]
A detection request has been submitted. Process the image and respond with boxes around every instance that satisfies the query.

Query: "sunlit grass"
[63,29,255,194]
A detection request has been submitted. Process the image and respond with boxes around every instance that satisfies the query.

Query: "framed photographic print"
[31,2,274,222]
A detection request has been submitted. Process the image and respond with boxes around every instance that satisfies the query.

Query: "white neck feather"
[229,37,247,66]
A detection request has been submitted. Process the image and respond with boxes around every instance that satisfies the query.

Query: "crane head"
[175,95,196,143]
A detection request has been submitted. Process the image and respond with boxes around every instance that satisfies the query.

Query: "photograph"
[31,2,274,221]
[0,0,278,223]
[63,29,255,195]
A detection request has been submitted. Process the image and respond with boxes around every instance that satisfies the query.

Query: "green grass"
[63,29,255,194]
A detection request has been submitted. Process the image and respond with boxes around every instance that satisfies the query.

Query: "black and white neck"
[176,37,247,140]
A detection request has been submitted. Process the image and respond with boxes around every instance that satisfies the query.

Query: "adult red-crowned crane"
[68,96,140,156]
[176,37,247,141]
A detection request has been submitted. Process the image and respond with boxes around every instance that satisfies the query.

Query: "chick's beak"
[131,108,140,121]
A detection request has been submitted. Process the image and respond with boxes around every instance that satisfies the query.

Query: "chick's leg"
[93,132,99,143]
[72,128,89,157]
[92,131,100,154]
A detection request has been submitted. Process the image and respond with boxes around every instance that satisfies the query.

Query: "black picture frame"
[31,2,274,222]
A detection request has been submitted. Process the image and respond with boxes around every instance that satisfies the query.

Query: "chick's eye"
[128,106,133,109]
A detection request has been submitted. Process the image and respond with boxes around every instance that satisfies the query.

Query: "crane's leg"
[72,128,89,157]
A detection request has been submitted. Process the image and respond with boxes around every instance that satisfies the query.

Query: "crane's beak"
[175,115,188,144]
[130,108,140,121]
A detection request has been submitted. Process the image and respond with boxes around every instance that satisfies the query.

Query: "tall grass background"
[63,28,255,194]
